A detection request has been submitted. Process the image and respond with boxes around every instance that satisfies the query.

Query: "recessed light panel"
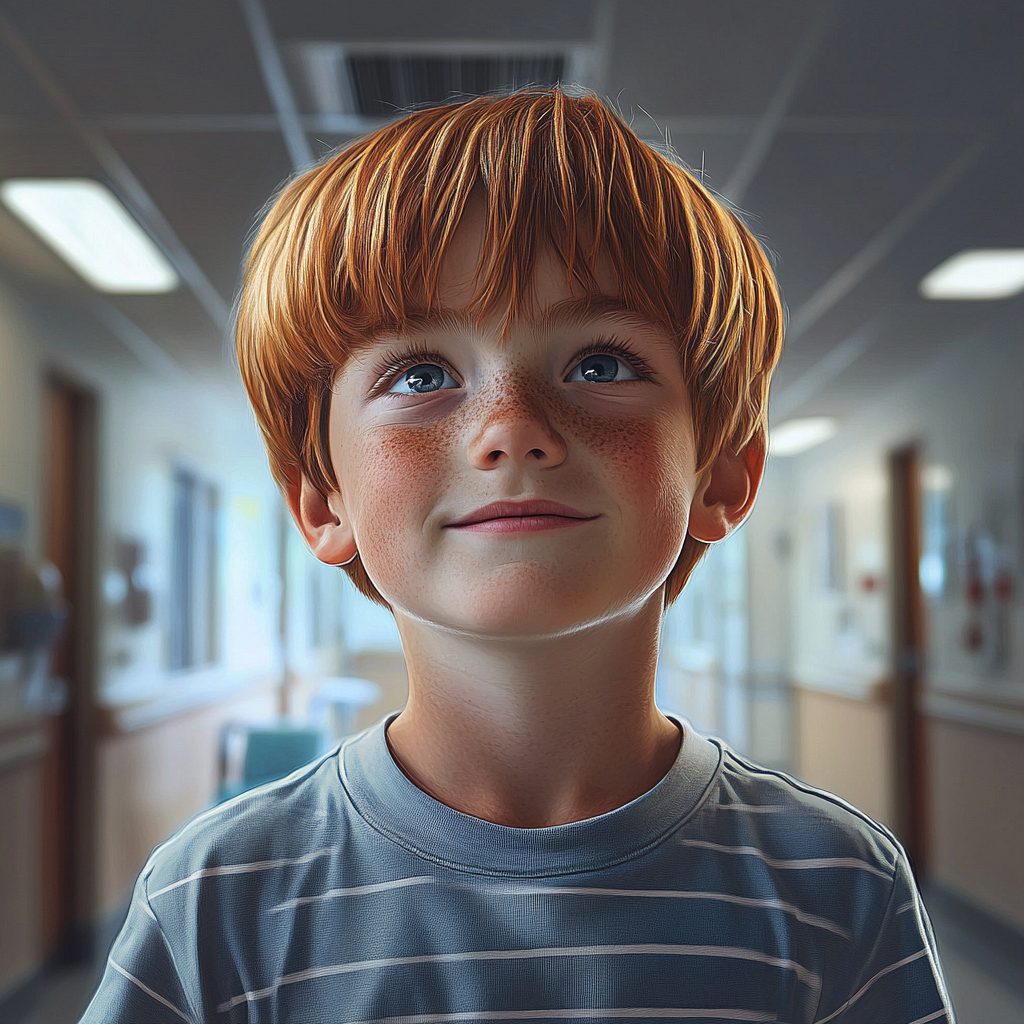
[770,417,838,457]
[0,178,179,293]
[920,248,1024,301]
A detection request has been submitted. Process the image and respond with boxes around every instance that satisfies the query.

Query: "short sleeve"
[815,850,956,1024]
[78,868,200,1024]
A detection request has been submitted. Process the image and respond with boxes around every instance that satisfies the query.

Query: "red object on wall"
[993,570,1014,603]
[962,619,984,652]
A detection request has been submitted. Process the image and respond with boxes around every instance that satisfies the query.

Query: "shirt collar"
[339,712,722,877]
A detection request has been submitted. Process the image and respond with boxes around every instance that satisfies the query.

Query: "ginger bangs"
[236,88,784,608]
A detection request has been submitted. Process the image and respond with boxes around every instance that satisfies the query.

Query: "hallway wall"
[0,757,42,995]
[793,687,893,827]
[0,284,286,996]
[929,718,1024,930]
[0,284,44,995]
[95,685,277,916]
[0,284,42,554]
[773,322,1024,933]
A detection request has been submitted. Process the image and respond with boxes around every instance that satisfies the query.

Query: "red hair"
[236,89,784,607]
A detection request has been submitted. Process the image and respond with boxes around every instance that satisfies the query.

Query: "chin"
[412,571,660,641]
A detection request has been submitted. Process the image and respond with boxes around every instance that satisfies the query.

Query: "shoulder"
[688,741,902,890]
[696,751,952,1021]
[139,745,352,903]
[671,742,921,995]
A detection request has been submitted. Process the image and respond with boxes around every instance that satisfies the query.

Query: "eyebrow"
[535,296,664,332]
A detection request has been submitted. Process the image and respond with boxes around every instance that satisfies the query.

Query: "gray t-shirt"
[80,716,953,1023]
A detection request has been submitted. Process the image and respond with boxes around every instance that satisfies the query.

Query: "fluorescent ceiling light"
[0,178,179,293]
[919,248,1024,300]
[770,416,838,457]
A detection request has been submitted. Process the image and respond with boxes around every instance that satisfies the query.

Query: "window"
[169,467,219,670]
[822,502,847,592]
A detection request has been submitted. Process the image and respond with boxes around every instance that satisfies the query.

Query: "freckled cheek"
[583,416,694,545]
[341,426,452,558]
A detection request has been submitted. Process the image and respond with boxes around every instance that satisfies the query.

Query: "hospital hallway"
[2,2,1024,1022]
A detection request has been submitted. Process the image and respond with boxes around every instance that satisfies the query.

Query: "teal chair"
[217,724,325,802]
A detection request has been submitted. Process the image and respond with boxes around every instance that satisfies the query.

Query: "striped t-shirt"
[80,715,954,1024]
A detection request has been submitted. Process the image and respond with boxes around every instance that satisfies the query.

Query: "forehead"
[388,295,670,342]
[428,190,623,318]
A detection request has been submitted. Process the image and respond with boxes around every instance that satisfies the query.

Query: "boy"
[81,90,953,1023]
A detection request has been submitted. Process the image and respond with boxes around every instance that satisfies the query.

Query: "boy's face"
[311,203,717,638]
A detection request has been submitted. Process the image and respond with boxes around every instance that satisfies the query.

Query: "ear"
[285,474,358,567]
[687,433,766,544]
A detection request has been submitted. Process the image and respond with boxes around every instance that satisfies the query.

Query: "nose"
[466,388,568,470]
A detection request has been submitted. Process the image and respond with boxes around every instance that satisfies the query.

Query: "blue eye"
[566,353,639,383]
[388,362,460,395]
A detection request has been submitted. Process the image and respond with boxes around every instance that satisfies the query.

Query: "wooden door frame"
[889,444,929,877]
[42,373,99,964]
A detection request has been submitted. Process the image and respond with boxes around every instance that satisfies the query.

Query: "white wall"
[97,370,283,704]
[787,326,1023,705]
[0,283,42,555]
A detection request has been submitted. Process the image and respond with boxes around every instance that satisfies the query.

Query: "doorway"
[889,444,929,876]
[41,375,98,962]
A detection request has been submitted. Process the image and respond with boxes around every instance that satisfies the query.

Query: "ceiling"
[0,0,1021,419]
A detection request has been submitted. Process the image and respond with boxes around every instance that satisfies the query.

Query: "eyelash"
[568,337,656,382]
[369,335,655,395]
[369,345,456,396]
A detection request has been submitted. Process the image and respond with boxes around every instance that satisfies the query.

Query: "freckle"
[373,412,459,465]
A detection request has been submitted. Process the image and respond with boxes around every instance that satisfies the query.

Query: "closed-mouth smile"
[445,499,600,533]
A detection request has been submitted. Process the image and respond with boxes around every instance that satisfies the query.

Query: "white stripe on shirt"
[217,943,820,1013]
[349,1010,783,1023]
[813,948,930,1024]
[905,1010,949,1024]
[269,875,435,913]
[499,886,849,939]
[678,839,892,880]
[713,804,788,813]
[109,958,196,1024]
[148,846,338,899]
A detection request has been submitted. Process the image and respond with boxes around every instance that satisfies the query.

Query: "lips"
[445,499,597,527]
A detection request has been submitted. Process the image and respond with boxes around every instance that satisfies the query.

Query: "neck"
[385,593,682,828]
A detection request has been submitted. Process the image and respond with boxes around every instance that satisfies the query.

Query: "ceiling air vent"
[288,41,598,125]
[347,54,565,115]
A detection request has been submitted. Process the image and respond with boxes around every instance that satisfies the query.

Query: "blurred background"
[0,2,1021,1021]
